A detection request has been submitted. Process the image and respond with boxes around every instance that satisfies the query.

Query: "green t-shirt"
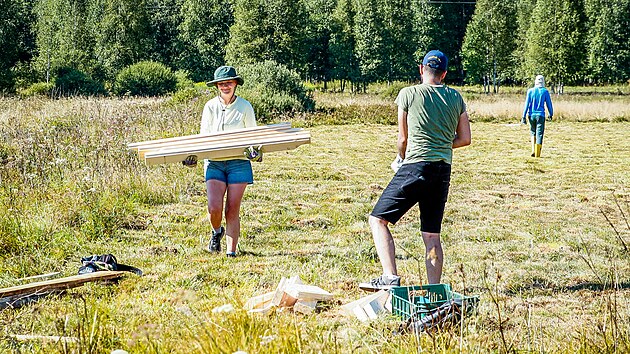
[395,84,466,165]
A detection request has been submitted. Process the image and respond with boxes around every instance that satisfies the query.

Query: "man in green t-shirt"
[359,50,471,291]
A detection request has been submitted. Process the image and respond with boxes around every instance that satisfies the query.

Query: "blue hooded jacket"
[523,87,553,118]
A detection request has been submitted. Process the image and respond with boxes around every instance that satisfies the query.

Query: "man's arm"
[452,111,471,148]
[397,107,408,159]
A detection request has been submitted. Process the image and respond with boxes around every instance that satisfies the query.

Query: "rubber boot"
[530,137,536,157]
[534,144,542,158]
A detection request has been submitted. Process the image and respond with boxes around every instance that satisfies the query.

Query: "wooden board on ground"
[284,284,333,301]
[294,300,318,314]
[0,271,126,299]
[244,291,275,311]
[341,290,390,322]
[270,276,302,308]
[8,334,79,343]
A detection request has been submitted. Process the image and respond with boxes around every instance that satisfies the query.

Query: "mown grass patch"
[0,95,629,353]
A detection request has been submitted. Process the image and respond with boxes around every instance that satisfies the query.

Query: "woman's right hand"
[182,155,198,167]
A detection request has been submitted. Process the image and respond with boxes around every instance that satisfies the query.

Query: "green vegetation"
[0,91,628,352]
[2,0,629,95]
[238,61,315,123]
[113,61,177,97]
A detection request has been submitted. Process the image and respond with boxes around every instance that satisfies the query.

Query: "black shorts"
[371,161,451,233]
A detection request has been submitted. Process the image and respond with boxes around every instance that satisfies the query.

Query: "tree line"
[1,0,628,95]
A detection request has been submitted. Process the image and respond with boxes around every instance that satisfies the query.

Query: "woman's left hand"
[244,145,263,162]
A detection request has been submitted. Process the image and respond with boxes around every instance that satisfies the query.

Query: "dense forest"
[1,0,629,95]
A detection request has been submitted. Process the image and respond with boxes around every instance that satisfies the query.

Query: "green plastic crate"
[390,284,478,320]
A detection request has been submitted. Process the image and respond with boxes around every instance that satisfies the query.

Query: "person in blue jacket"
[522,75,553,157]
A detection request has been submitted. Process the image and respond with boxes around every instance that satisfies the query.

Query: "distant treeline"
[1,0,629,94]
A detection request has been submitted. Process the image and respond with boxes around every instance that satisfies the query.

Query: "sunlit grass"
[0,94,629,352]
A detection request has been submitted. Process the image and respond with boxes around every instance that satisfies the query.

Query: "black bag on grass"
[78,254,143,276]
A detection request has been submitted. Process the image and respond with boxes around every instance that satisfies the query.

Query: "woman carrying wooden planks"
[183,66,261,257]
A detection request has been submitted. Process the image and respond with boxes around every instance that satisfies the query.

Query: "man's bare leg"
[422,232,443,284]
[369,215,397,276]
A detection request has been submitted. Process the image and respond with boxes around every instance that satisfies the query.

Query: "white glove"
[390,155,403,173]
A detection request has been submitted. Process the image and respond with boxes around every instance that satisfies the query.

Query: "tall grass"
[0,92,628,352]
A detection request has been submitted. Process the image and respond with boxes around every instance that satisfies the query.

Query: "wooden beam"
[244,291,275,311]
[294,300,318,314]
[144,133,310,166]
[137,127,302,158]
[341,290,390,321]
[8,334,79,343]
[128,122,292,150]
[0,271,126,298]
[144,130,309,157]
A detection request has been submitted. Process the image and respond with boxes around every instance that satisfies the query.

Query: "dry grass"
[0,94,629,353]
[314,89,630,123]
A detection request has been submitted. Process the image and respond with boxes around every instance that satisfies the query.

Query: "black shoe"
[358,275,401,292]
[226,252,236,258]
[208,227,224,252]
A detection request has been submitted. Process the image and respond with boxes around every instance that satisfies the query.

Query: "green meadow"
[0,88,629,353]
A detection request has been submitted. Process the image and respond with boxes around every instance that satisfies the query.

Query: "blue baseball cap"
[422,50,448,71]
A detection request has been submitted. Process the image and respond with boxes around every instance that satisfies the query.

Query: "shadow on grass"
[504,281,630,295]
[560,281,630,292]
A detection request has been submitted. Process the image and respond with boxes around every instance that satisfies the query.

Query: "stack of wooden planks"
[128,122,311,166]
[244,276,333,315]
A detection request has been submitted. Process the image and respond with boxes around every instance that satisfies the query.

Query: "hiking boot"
[208,227,224,252]
[358,275,401,292]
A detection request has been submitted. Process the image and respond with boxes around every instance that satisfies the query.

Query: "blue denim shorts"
[205,159,254,184]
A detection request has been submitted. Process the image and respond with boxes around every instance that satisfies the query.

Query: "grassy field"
[0,89,629,353]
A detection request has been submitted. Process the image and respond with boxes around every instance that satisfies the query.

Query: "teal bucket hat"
[207,66,244,86]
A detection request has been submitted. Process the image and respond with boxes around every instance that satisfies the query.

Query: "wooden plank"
[145,138,310,166]
[0,271,126,298]
[271,276,302,307]
[137,127,299,158]
[294,300,317,314]
[248,303,274,315]
[128,122,292,149]
[137,127,302,158]
[144,130,310,157]
[341,290,389,321]
[8,334,79,343]
[284,284,333,301]
[244,291,275,311]
[135,125,298,157]
[144,133,310,166]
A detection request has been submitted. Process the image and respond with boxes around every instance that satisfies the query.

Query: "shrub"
[171,87,202,104]
[175,70,194,91]
[54,67,107,96]
[236,61,314,122]
[18,82,55,97]
[113,61,177,97]
[0,67,14,94]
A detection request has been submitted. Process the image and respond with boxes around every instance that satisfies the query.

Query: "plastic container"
[390,284,478,320]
